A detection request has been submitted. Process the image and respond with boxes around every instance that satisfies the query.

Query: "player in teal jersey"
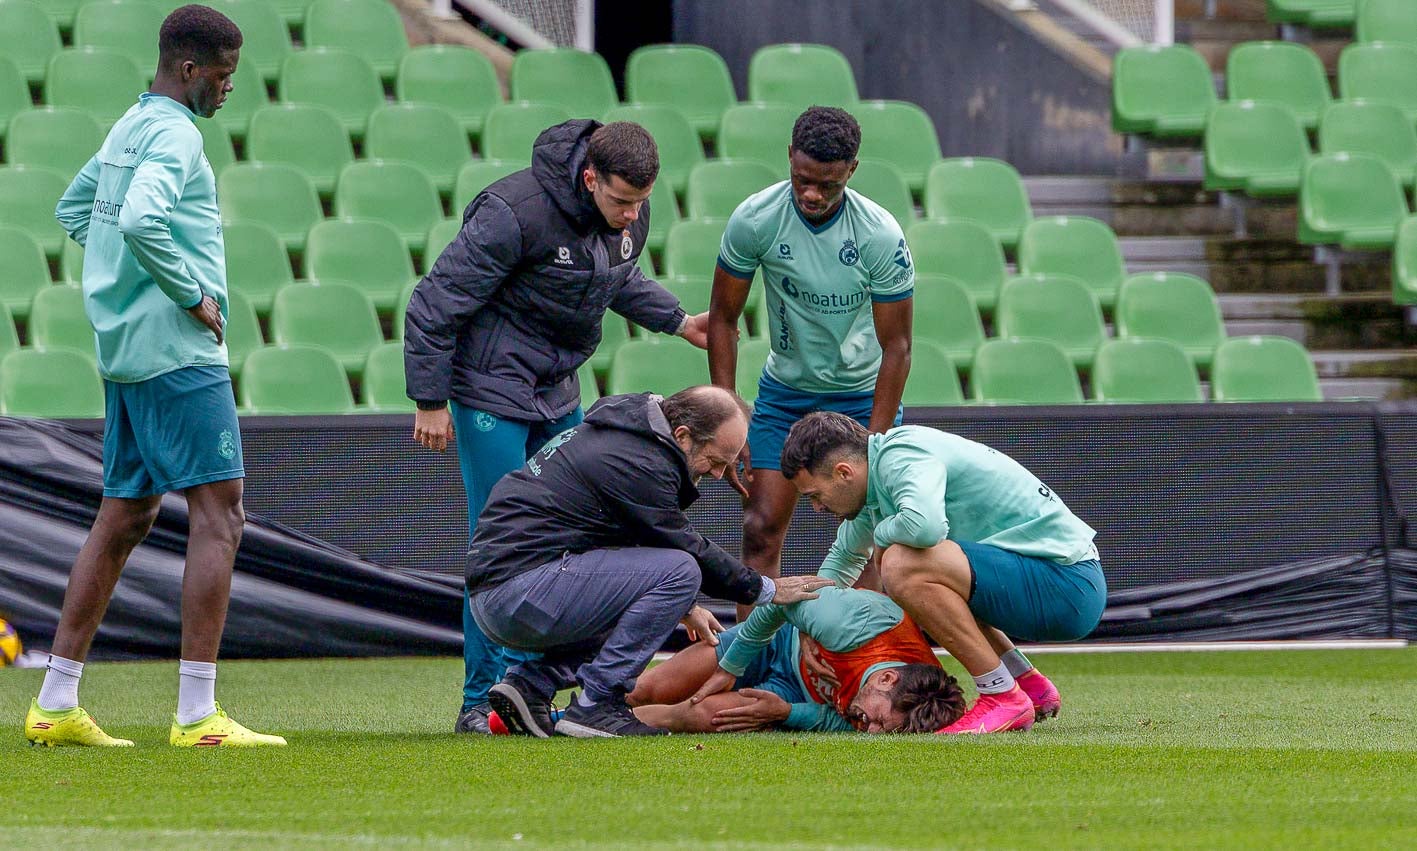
[706,107,914,617]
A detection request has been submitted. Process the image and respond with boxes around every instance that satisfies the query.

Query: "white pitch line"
[653,638,1408,662]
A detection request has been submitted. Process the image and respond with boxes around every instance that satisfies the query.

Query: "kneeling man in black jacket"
[470,386,832,737]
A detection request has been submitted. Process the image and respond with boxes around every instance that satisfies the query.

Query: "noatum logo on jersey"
[779,276,867,312]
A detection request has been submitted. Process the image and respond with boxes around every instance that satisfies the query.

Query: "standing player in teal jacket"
[24,6,283,748]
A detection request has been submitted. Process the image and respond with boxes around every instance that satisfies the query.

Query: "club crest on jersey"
[621,231,634,259]
[839,239,859,266]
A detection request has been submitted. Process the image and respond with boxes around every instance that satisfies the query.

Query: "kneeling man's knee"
[879,541,969,593]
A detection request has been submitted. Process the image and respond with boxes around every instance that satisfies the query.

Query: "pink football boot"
[937,685,1035,734]
[1017,669,1061,722]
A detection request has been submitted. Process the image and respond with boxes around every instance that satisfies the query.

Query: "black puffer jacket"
[466,393,766,606]
[404,120,685,420]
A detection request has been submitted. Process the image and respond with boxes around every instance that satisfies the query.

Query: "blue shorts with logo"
[749,374,903,472]
[713,623,808,704]
[957,541,1107,642]
[102,365,244,499]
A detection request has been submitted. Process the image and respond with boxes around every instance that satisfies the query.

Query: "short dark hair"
[661,385,750,445]
[779,411,868,479]
[890,663,967,734]
[587,121,659,190]
[159,5,242,72]
[790,106,861,164]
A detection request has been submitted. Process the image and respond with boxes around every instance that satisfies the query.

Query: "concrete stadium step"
[1026,177,1298,238]
[1174,0,1347,74]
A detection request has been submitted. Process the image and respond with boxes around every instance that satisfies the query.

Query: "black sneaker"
[488,675,555,738]
[555,695,668,738]
[454,703,492,734]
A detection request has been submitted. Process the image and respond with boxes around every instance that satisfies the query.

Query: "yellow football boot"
[169,703,286,747]
[25,699,134,747]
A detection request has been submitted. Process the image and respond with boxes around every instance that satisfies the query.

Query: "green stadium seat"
[968,338,1083,405]
[303,218,416,313]
[848,159,915,228]
[28,283,93,357]
[0,1,61,86]
[422,218,460,273]
[851,101,940,195]
[1204,101,1309,197]
[212,57,266,143]
[1266,0,1356,27]
[663,219,727,280]
[747,44,858,110]
[1211,336,1322,402]
[245,103,354,197]
[218,161,322,255]
[222,220,294,317]
[995,273,1107,369]
[606,337,709,396]
[0,57,29,148]
[197,118,236,178]
[924,158,1033,251]
[685,160,778,220]
[1091,338,1204,403]
[270,281,383,377]
[1226,41,1332,131]
[481,102,572,163]
[0,348,104,418]
[1357,0,1417,47]
[278,48,384,141]
[1115,272,1226,369]
[0,165,69,258]
[224,289,263,380]
[1392,215,1417,305]
[361,341,414,412]
[395,46,499,146]
[271,0,313,28]
[44,48,145,129]
[905,220,1007,314]
[511,48,617,119]
[334,160,443,257]
[911,274,984,372]
[1339,42,1417,123]
[1018,216,1127,309]
[1111,44,1216,138]
[625,44,735,143]
[638,246,657,278]
[1299,152,1408,249]
[6,107,102,180]
[602,103,703,198]
[365,103,472,200]
[73,1,166,82]
[652,276,750,338]
[303,0,408,83]
[1318,101,1417,189]
[735,338,770,404]
[718,103,799,180]
[588,310,630,380]
[239,344,356,414]
[646,178,679,258]
[208,0,292,84]
[0,302,18,361]
[453,159,522,212]
[392,279,416,341]
[902,340,965,407]
[0,226,48,321]
[577,360,599,410]
[60,238,84,284]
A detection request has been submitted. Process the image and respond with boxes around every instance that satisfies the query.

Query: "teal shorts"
[713,623,807,704]
[957,541,1106,642]
[749,374,902,472]
[102,365,244,499]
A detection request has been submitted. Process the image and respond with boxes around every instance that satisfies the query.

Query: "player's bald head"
[661,385,750,444]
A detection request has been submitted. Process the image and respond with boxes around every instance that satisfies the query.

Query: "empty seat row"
[1269,0,1417,38]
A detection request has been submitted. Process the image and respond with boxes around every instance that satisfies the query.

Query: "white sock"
[1001,648,1035,679]
[37,654,84,711]
[576,690,596,707]
[177,660,217,725]
[973,663,1015,695]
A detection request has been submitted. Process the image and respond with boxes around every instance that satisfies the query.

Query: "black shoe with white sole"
[554,695,668,738]
[488,676,555,738]
[454,703,492,734]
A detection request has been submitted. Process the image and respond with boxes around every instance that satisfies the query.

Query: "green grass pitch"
[3,649,1414,849]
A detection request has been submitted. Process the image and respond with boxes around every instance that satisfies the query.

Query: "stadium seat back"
[365,103,472,197]
[577,360,599,409]
[453,159,523,212]
[1211,336,1322,402]
[1357,0,1417,48]
[481,102,573,163]
[625,45,735,141]
[646,178,680,256]
[663,219,728,279]
[1111,44,1216,137]
[224,289,264,379]
[0,57,29,144]
[271,0,312,27]
[44,48,145,128]
[1318,100,1417,188]
[303,0,408,81]
[1115,272,1226,367]
[1204,100,1309,197]
[924,158,1033,250]
[271,281,383,374]
[685,159,779,220]
[239,344,356,414]
[73,1,166,80]
[423,218,461,273]
[221,220,294,317]
[392,280,417,341]
[606,337,710,396]
[851,100,940,193]
[6,107,103,179]
[37,0,88,34]
[1092,338,1204,403]
[245,103,354,197]
[0,226,49,319]
[278,48,384,137]
[511,48,617,119]
[1266,0,1357,27]
[1338,42,1417,120]
[1394,215,1417,306]
[0,348,104,418]
[29,283,93,356]
[902,340,965,406]
[587,309,630,379]
[1017,216,1127,308]
[603,103,703,196]
[848,159,916,229]
[1226,41,1332,129]
[904,219,1007,313]
[0,0,61,84]
[303,218,416,312]
[0,165,70,257]
[969,338,1083,405]
[218,161,322,254]
[1298,152,1408,249]
[208,0,291,83]
[60,236,84,283]
[911,274,985,370]
[717,103,800,179]
[362,341,414,412]
[334,160,444,255]
[396,45,501,141]
[197,118,236,178]
[996,273,1107,368]
[748,43,858,109]
[735,338,771,404]
[0,302,18,361]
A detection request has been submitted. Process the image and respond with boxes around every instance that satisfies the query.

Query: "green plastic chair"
[0,0,61,85]
[224,289,264,380]
[851,101,940,195]
[905,220,1007,314]
[652,276,750,338]
[218,161,323,255]
[588,310,631,380]
[423,218,460,273]
[221,220,294,318]
[1226,41,1332,130]
[60,238,84,284]
[1266,0,1356,27]
[968,338,1083,405]
[0,348,104,418]
[911,274,984,372]
[625,45,736,143]
[924,158,1034,251]
[6,107,102,179]
[685,160,778,220]
[577,360,600,409]
[848,159,916,229]
[44,48,145,128]
[278,48,384,140]
[1203,100,1309,197]
[995,274,1107,369]
[481,102,572,163]
[361,341,414,412]
[1339,42,1417,123]
[239,344,356,414]
[902,340,965,407]
[73,1,166,82]
[1111,44,1217,137]
[1017,216,1128,309]
[245,103,354,198]
[1392,215,1417,305]
[0,57,29,148]
[0,226,49,320]
[1211,336,1322,402]
[0,302,19,361]
[28,283,94,357]
[734,338,770,404]
[212,57,266,143]
[270,281,383,377]
[391,279,416,341]
[208,0,292,84]
[0,165,70,258]
[303,0,408,83]
[1298,152,1408,249]
[718,103,799,180]
[644,178,680,258]
[271,0,312,28]
[663,219,728,279]
[395,45,501,145]
[747,44,858,109]
[1115,272,1226,369]
[1357,0,1417,47]
[511,48,617,119]
[197,118,236,178]
[1318,100,1417,189]
[603,103,703,198]
[1091,338,1203,403]
[334,160,444,257]
[453,159,523,212]
[303,218,416,313]
[606,337,710,396]
[365,103,473,200]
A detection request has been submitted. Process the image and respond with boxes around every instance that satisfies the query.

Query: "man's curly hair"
[159,5,243,72]
[790,106,861,164]
[890,663,968,733]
